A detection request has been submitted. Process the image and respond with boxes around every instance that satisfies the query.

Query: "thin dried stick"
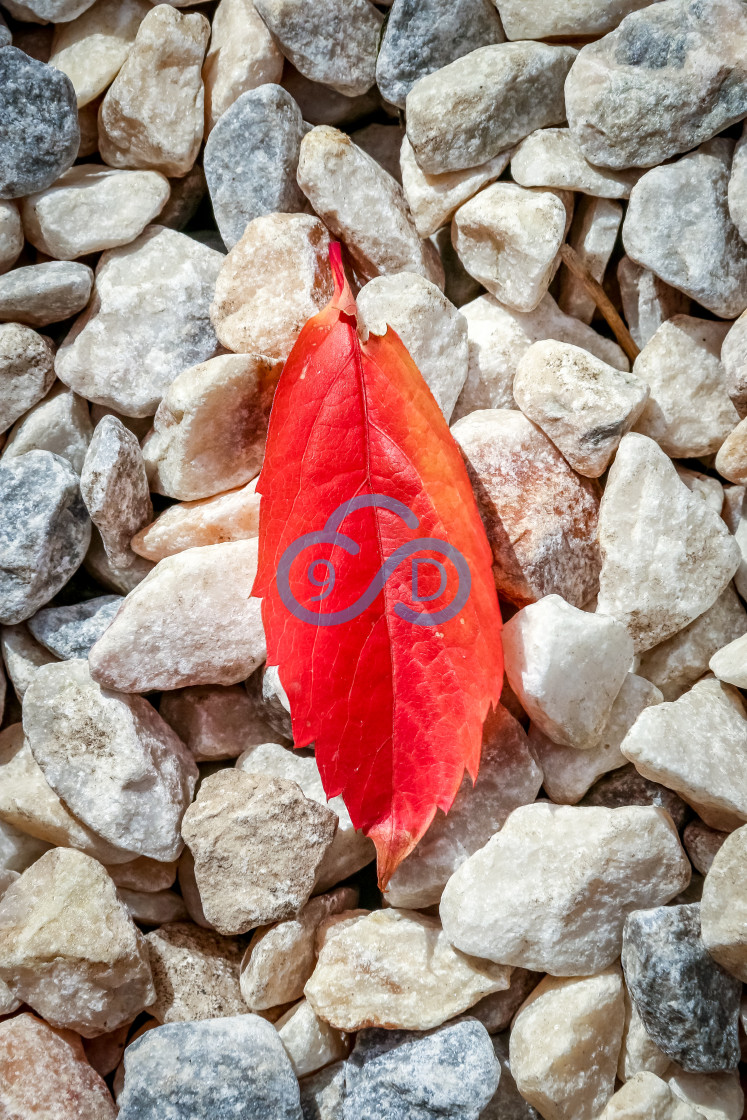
[559,243,640,364]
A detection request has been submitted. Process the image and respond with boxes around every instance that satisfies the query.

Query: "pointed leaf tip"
[329,242,357,317]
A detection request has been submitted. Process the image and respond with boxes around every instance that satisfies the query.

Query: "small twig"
[559,243,640,364]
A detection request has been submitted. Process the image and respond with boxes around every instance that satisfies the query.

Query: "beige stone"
[440,803,690,975]
[118,887,186,926]
[0,849,155,1037]
[618,989,672,1082]
[512,128,639,198]
[298,127,444,288]
[558,196,623,324]
[50,0,150,108]
[276,999,350,1079]
[0,1013,118,1120]
[98,5,209,177]
[0,322,55,436]
[132,478,260,561]
[452,183,566,312]
[509,969,625,1120]
[0,818,51,875]
[182,769,338,935]
[598,1071,705,1120]
[0,723,133,864]
[88,538,266,691]
[513,340,648,477]
[716,416,747,484]
[240,887,357,1012]
[0,201,23,276]
[22,165,170,260]
[700,824,747,980]
[203,0,283,131]
[495,0,657,39]
[596,434,740,651]
[107,856,178,893]
[142,354,280,501]
[145,921,246,1023]
[665,1069,744,1120]
[621,678,747,827]
[210,212,333,361]
[159,683,277,762]
[305,908,511,1032]
[452,408,601,608]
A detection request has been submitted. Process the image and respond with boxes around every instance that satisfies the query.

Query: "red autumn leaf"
[253,244,503,886]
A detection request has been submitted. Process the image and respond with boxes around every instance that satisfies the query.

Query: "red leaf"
[253,245,503,886]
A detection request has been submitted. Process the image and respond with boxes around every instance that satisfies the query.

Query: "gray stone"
[0,451,90,625]
[376,0,505,110]
[350,123,404,183]
[482,1034,541,1120]
[281,64,381,128]
[28,595,122,659]
[0,17,10,47]
[405,42,576,175]
[300,1062,345,1120]
[118,1015,302,1119]
[81,415,153,569]
[2,383,93,474]
[565,0,747,170]
[204,85,307,250]
[344,1020,499,1120]
[623,140,747,319]
[253,0,382,97]
[621,904,741,1072]
[0,262,93,327]
[0,323,55,436]
[2,0,96,18]
[581,763,689,830]
[0,48,79,199]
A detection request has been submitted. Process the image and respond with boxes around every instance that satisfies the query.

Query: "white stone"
[494,0,657,39]
[202,0,283,132]
[454,292,629,417]
[558,196,623,324]
[400,135,511,239]
[440,802,690,974]
[89,539,266,692]
[595,434,740,651]
[49,0,150,108]
[0,623,57,700]
[304,908,511,1032]
[666,1069,744,1120]
[710,632,747,687]
[700,824,747,981]
[617,256,691,349]
[81,414,152,570]
[598,1071,705,1120]
[530,674,663,805]
[56,225,223,418]
[384,705,542,909]
[0,201,23,276]
[236,742,375,892]
[276,1000,350,1079]
[297,126,442,287]
[729,123,747,242]
[675,466,724,513]
[452,183,566,313]
[618,988,672,1082]
[621,678,747,829]
[509,969,625,1120]
[512,129,638,199]
[357,273,468,421]
[2,383,92,475]
[23,659,198,862]
[22,166,170,260]
[503,595,633,750]
[513,340,648,477]
[633,316,737,458]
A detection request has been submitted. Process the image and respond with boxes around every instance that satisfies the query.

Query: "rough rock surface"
[683,821,729,877]
[0,848,155,1037]
[512,128,638,199]
[700,825,747,981]
[28,594,121,659]
[305,908,511,1031]
[81,415,153,569]
[3,382,93,474]
[0,322,55,436]
[617,256,691,349]
[622,904,741,1072]
[558,196,623,325]
[598,1072,705,1120]
[0,450,91,625]
[181,769,338,935]
[405,42,576,175]
[452,409,602,608]
[440,802,690,975]
[202,0,284,132]
[159,682,275,762]
[722,312,747,419]
[145,921,246,1023]
[595,434,740,651]
[49,0,150,108]
[0,261,94,327]
[56,225,224,418]
[617,988,672,1084]
[276,999,350,1079]
[710,630,747,687]
[132,478,260,561]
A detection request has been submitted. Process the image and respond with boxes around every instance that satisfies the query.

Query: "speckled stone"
[204,84,306,249]
[81,415,152,569]
[299,1061,345,1120]
[145,922,246,1023]
[118,1016,302,1119]
[0,323,55,436]
[343,1021,500,1120]
[581,764,689,831]
[376,0,504,109]
[0,450,90,625]
[622,904,741,1072]
[0,48,79,199]
[0,262,93,327]
[28,595,121,659]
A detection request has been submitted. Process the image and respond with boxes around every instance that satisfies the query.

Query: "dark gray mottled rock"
[204,85,307,250]
[566,0,747,170]
[0,450,91,625]
[376,0,505,110]
[28,595,122,660]
[581,763,689,830]
[405,42,576,175]
[0,262,93,327]
[621,903,741,1072]
[300,1062,345,1120]
[0,323,55,435]
[481,1034,541,1120]
[622,140,747,319]
[80,416,153,570]
[118,1015,302,1119]
[343,1020,500,1120]
[0,48,79,199]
